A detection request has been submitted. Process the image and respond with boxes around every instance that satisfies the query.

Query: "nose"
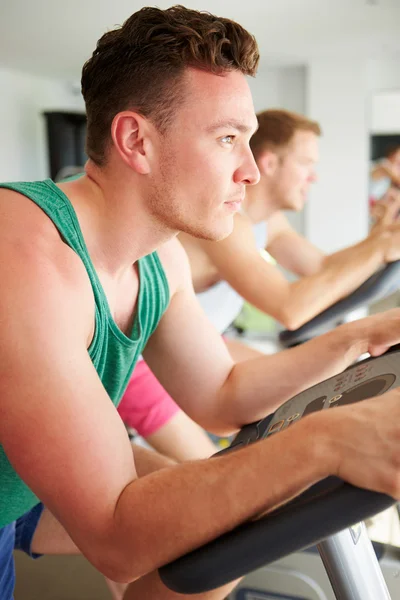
[234,149,260,186]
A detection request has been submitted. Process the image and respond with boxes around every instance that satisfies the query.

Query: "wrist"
[326,320,368,369]
[301,411,340,480]
[367,228,391,264]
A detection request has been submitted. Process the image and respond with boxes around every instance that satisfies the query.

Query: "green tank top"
[0,179,170,527]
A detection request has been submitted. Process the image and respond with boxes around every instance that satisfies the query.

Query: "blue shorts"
[0,503,44,600]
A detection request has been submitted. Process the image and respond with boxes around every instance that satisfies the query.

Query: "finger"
[368,344,391,357]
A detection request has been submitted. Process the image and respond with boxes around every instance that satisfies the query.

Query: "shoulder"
[0,186,87,278]
[156,236,193,296]
[267,210,291,232]
[0,187,93,339]
[267,211,296,243]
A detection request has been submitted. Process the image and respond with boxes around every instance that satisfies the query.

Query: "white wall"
[305,59,369,253]
[371,91,400,134]
[250,66,306,114]
[0,68,84,181]
[367,59,400,93]
[250,68,280,112]
[367,59,400,134]
[303,58,400,254]
[250,66,307,235]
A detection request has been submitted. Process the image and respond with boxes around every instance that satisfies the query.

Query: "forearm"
[217,323,365,429]
[225,337,264,362]
[278,232,388,330]
[106,416,328,582]
[231,233,387,331]
[322,230,389,276]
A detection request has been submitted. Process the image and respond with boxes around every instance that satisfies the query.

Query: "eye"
[220,135,235,145]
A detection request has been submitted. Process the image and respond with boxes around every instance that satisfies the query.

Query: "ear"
[111,111,153,174]
[256,150,279,177]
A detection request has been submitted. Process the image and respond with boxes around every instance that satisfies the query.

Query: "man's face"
[271,130,319,211]
[147,68,260,241]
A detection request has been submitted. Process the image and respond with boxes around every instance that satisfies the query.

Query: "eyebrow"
[206,119,258,135]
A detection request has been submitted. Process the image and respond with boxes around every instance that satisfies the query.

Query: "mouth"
[225,193,245,204]
[224,199,242,212]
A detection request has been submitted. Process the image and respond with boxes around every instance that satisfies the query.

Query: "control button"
[268,420,285,435]
[287,413,300,422]
[286,413,301,428]
[329,394,343,404]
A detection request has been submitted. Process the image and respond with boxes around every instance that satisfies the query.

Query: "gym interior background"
[1,0,400,598]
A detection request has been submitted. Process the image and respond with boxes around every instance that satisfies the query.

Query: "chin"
[211,218,235,241]
[286,198,304,212]
[181,217,234,242]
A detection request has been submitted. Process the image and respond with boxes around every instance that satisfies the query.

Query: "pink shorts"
[117,359,180,437]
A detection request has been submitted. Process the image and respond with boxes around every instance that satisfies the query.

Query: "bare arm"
[4,244,400,588]
[3,208,400,586]
[266,211,325,276]
[197,213,396,330]
[266,202,400,277]
[0,249,331,583]
[0,217,339,584]
[143,239,400,434]
[224,337,264,361]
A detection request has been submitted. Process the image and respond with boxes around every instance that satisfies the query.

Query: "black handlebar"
[280,261,400,347]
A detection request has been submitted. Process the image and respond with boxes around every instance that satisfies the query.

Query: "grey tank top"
[196,221,268,333]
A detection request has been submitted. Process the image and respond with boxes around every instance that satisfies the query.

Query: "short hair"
[81,5,259,165]
[250,109,322,159]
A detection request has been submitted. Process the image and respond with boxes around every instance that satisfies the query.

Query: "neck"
[58,160,176,277]
[242,177,280,223]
